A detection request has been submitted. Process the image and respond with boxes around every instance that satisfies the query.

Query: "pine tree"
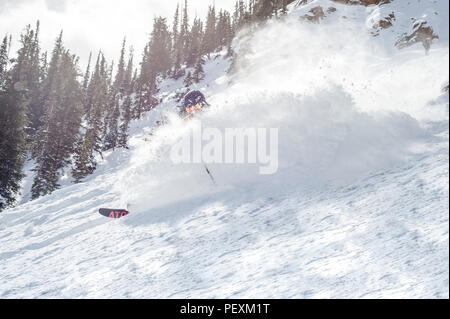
[35,30,64,157]
[40,50,48,81]
[87,53,109,154]
[135,17,170,119]
[114,38,127,96]
[0,35,10,90]
[0,92,27,210]
[187,17,204,66]
[239,0,247,21]
[104,39,127,151]
[82,52,92,93]
[232,1,239,32]
[172,4,180,52]
[118,53,135,149]
[1,24,43,144]
[254,0,277,21]
[101,60,114,144]
[193,57,205,83]
[180,0,191,60]
[102,59,114,145]
[232,1,250,32]
[0,24,43,209]
[84,53,98,118]
[184,71,193,87]
[0,71,27,210]
[72,53,109,182]
[26,22,45,140]
[134,45,150,119]
[31,35,83,199]
[149,18,172,76]
[71,133,97,183]
[103,99,120,151]
[203,5,217,57]
[171,4,184,79]
[217,10,233,49]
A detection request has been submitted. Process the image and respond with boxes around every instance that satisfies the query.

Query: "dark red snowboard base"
[99,208,130,219]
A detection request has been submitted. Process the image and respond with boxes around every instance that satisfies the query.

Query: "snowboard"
[99,208,130,219]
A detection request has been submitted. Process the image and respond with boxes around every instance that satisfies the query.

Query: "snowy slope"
[0,2,448,298]
[1,134,447,298]
[290,0,449,51]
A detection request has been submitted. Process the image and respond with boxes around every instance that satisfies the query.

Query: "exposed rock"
[331,0,391,6]
[373,12,396,30]
[300,6,326,23]
[396,20,439,53]
[327,7,337,14]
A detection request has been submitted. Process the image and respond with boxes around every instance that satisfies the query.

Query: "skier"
[181,90,210,118]
[181,90,216,185]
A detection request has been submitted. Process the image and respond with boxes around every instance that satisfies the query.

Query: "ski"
[99,208,130,219]
[203,163,217,186]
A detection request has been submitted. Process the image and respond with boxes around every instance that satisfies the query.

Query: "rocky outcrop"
[300,6,326,23]
[369,11,396,37]
[374,12,396,29]
[295,0,442,53]
[395,20,439,53]
[298,4,338,23]
[331,0,390,6]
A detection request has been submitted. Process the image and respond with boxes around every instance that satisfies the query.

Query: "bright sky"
[0,0,235,69]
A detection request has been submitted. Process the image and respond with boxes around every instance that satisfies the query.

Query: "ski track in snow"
[1,1,449,299]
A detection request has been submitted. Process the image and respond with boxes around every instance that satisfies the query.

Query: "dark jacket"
[183,90,207,109]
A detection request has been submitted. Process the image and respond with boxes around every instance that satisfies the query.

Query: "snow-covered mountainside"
[1,1,448,298]
[291,0,449,52]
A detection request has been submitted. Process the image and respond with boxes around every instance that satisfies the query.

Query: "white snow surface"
[0,1,448,298]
